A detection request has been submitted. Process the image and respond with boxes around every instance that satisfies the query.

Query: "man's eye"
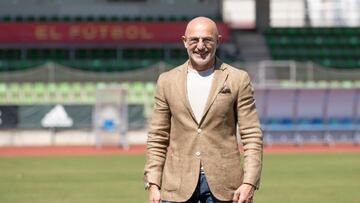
[204,38,214,44]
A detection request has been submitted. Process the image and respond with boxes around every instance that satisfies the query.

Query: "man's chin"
[193,60,210,67]
[191,56,211,65]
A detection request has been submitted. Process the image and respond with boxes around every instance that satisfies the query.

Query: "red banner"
[0,22,229,44]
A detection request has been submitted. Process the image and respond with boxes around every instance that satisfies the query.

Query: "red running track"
[0,144,359,156]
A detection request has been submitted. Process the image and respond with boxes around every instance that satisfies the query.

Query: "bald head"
[184,17,219,38]
[182,17,221,71]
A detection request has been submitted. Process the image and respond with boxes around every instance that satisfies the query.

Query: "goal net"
[93,86,128,149]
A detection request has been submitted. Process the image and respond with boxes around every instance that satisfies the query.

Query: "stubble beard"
[188,50,215,69]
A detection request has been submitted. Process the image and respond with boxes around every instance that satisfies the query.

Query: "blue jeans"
[162,172,232,203]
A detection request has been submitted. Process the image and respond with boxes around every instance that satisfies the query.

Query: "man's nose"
[196,40,205,50]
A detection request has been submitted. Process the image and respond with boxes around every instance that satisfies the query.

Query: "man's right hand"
[148,184,161,203]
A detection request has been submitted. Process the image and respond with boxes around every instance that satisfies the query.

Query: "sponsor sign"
[0,22,229,43]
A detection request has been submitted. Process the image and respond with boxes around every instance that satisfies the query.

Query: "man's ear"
[182,36,188,48]
[217,35,222,48]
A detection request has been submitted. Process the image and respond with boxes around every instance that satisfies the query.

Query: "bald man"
[144,17,263,203]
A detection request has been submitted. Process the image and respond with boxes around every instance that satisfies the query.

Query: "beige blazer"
[144,58,263,202]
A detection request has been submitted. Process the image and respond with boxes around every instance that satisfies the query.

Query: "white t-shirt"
[186,66,215,123]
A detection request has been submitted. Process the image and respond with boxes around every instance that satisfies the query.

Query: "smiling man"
[144,17,263,203]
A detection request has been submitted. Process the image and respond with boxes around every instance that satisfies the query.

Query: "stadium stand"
[255,88,360,145]
[0,82,155,104]
[264,27,360,69]
[0,48,188,72]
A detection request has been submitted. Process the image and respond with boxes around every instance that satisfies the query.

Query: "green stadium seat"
[26,16,36,22]
[58,82,71,97]
[46,83,57,103]
[122,16,131,22]
[110,16,119,22]
[304,81,317,88]
[2,15,12,22]
[8,82,21,99]
[329,80,342,88]
[144,16,155,22]
[102,49,117,59]
[14,16,24,22]
[157,16,166,22]
[120,82,130,89]
[3,49,21,60]
[33,82,46,101]
[75,49,87,59]
[170,49,188,60]
[86,16,95,22]
[341,80,353,88]
[145,82,155,92]
[265,27,360,69]
[83,82,96,93]
[354,81,360,88]
[62,15,71,22]
[133,16,141,22]
[0,83,6,91]
[55,49,69,60]
[127,82,145,103]
[83,82,96,103]
[20,83,34,104]
[74,16,84,22]
[169,16,177,22]
[50,16,60,22]
[316,80,329,88]
[0,83,7,104]
[38,16,48,22]
[0,50,5,59]
[96,82,107,90]
[98,16,108,22]
[27,49,40,60]
[214,15,223,21]
[180,16,188,21]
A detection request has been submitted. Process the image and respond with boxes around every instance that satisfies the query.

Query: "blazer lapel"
[199,58,228,126]
[175,61,198,124]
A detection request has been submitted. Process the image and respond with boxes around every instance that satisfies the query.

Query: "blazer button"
[196,151,201,156]
[197,129,202,133]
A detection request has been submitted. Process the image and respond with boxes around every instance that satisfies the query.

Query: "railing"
[254,60,360,87]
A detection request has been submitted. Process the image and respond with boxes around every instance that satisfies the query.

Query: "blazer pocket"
[162,154,181,191]
[217,93,232,100]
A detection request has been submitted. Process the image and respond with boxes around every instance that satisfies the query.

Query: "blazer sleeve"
[143,74,171,187]
[237,72,263,189]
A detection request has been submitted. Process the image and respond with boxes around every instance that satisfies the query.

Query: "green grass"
[0,153,359,203]
[0,155,147,203]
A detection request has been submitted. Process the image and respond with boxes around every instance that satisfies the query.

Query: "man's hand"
[232,183,255,203]
[148,184,161,203]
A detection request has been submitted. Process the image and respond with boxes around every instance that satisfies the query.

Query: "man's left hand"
[232,183,255,203]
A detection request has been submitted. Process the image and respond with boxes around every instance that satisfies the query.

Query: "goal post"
[93,86,128,149]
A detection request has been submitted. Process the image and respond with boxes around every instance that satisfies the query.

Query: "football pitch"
[0,152,359,203]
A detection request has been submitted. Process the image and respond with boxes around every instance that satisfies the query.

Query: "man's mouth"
[194,52,208,58]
